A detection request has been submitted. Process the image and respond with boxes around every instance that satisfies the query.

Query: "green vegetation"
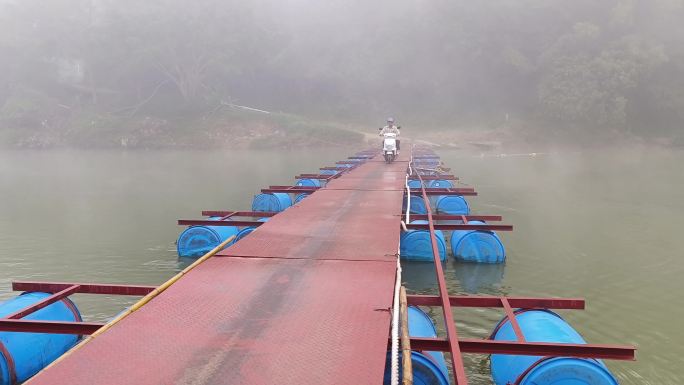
[1,0,683,148]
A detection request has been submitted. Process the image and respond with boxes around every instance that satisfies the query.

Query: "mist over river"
[1,147,681,384]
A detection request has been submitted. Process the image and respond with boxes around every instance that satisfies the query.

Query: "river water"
[0,147,681,384]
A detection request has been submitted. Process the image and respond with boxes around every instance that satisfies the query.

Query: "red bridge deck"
[27,154,409,385]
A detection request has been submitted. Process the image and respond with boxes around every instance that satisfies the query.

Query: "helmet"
[387,117,395,123]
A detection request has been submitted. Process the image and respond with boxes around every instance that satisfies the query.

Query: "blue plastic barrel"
[491,310,619,385]
[417,160,440,169]
[403,195,427,215]
[295,178,321,187]
[233,217,270,243]
[450,220,505,263]
[0,292,82,384]
[428,179,453,189]
[407,180,423,189]
[177,216,238,258]
[435,195,470,215]
[252,193,292,212]
[400,220,447,261]
[383,306,449,385]
[294,193,309,204]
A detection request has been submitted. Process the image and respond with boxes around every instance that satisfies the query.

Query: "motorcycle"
[382,132,397,163]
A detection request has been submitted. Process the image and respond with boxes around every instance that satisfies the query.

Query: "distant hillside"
[2,1,684,148]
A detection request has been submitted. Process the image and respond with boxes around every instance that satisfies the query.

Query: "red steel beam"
[407,338,636,360]
[0,319,104,335]
[406,223,513,231]
[217,212,238,221]
[268,185,320,190]
[178,219,265,227]
[408,214,503,222]
[201,211,278,217]
[12,281,156,296]
[421,191,477,196]
[262,187,320,194]
[408,175,458,180]
[415,170,469,384]
[421,187,475,192]
[5,285,81,320]
[501,297,526,342]
[406,295,585,309]
[295,174,337,180]
[417,188,477,196]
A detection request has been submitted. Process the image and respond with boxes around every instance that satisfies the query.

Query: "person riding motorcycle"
[379,117,400,151]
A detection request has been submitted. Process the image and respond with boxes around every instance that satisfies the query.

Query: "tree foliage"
[1,0,683,145]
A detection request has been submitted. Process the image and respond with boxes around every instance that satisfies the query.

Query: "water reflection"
[401,260,505,296]
[451,261,505,294]
[177,256,196,270]
[401,261,442,293]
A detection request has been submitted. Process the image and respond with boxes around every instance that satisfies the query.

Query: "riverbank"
[0,109,364,150]
[404,121,684,153]
[2,109,681,151]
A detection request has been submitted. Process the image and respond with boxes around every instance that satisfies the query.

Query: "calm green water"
[0,148,681,384]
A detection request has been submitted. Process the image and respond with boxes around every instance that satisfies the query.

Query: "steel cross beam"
[0,319,104,334]
[406,338,636,360]
[201,211,278,218]
[261,186,320,194]
[295,174,338,181]
[408,187,478,196]
[12,281,156,296]
[407,214,503,221]
[178,219,265,227]
[405,223,513,231]
[408,175,458,180]
[501,297,526,342]
[406,295,585,309]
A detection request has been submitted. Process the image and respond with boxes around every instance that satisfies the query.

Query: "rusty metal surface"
[27,258,396,385]
[12,281,156,296]
[406,338,636,360]
[221,190,403,261]
[0,319,104,334]
[220,156,407,261]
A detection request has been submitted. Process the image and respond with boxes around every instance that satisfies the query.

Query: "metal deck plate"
[28,258,396,385]
[221,189,403,261]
